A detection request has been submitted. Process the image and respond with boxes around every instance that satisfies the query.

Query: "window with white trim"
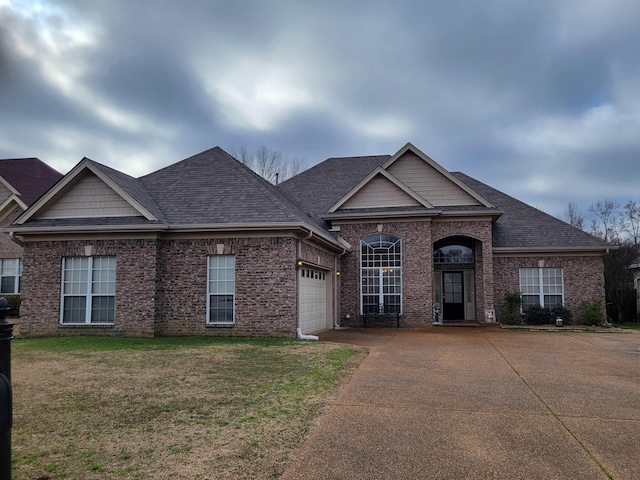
[0,258,22,294]
[519,268,564,311]
[61,256,116,324]
[208,255,235,324]
[360,234,402,315]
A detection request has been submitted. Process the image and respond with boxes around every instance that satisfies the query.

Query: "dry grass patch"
[11,336,363,479]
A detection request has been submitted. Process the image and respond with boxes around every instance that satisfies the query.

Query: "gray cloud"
[1,0,639,217]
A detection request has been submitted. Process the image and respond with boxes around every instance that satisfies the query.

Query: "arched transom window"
[360,234,402,314]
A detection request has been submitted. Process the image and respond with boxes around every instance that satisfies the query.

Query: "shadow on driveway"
[282,326,640,479]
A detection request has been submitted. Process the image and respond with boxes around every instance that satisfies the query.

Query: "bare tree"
[588,199,620,243]
[231,145,307,184]
[563,202,586,230]
[622,200,640,246]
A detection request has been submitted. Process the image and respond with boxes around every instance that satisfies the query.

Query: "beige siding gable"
[340,174,422,209]
[387,152,480,206]
[37,171,142,219]
[0,181,14,204]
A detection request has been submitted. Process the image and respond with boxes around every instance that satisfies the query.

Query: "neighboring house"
[8,143,610,337]
[0,158,63,299]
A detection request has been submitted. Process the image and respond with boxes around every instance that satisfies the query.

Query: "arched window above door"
[433,237,474,264]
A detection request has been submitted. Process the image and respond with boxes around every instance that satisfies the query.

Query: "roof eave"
[323,209,443,221]
[493,245,615,255]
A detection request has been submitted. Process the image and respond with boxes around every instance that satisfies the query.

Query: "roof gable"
[383,143,494,208]
[16,159,158,224]
[35,170,142,219]
[329,167,433,212]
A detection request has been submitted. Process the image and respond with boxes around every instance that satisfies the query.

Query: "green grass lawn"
[10,336,362,479]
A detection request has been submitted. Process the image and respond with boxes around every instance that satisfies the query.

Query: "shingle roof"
[138,147,321,226]
[278,155,390,221]
[0,158,63,206]
[452,172,610,250]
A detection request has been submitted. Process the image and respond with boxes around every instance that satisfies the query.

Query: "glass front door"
[443,271,465,320]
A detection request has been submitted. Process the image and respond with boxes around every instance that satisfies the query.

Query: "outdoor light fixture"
[336,271,341,276]
[296,259,303,269]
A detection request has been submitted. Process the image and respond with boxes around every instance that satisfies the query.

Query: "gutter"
[9,231,23,246]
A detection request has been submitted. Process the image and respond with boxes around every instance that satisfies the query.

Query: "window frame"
[0,258,22,294]
[207,255,236,324]
[60,256,116,324]
[360,234,402,315]
[519,267,564,311]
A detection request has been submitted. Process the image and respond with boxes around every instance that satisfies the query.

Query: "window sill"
[59,323,114,329]
[206,323,235,328]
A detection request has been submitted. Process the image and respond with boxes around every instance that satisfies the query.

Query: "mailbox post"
[0,297,14,480]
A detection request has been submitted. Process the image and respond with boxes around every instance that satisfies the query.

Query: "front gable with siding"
[9,143,610,337]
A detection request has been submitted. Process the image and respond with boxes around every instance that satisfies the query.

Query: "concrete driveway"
[281,326,640,479]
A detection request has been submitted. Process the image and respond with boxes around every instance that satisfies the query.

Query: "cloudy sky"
[1,0,639,218]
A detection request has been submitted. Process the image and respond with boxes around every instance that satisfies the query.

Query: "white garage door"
[299,267,328,334]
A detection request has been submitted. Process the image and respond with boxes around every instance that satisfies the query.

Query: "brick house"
[0,158,62,302]
[9,143,609,337]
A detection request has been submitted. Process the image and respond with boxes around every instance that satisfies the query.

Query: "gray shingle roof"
[139,147,320,226]
[278,155,390,220]
[452,172,610,250]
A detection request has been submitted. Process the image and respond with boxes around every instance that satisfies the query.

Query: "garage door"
[299,267,328,334]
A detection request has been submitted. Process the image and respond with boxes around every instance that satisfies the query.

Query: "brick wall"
[20,239,159,337]
[157,237,298,337]
[337,220,433,327]
[336,218,494,326]
[493,255,606,322]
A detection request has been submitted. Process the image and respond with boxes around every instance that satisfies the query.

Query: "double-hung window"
[208,255,235,324]
[61,256,116,324]
[0,258,22,294]
[519,267,564,311]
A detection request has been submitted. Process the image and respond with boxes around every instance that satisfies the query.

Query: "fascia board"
[327,167,434,213]
[382,142,496,209]
[8,221,345,251]
[492,246,615,256]
[0,194,27,213]
[323,209,442,221]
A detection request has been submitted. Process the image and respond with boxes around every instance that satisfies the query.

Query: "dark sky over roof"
[1,1,639,220]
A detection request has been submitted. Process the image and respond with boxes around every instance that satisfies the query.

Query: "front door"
[443,271,465,320]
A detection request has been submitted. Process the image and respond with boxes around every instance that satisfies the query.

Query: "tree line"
[562,200,640,323]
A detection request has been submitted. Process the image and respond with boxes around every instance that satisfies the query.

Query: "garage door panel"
[299,267,328,334]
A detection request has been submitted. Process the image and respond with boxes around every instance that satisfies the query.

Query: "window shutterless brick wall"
[157,237,298,337]
[493,255,606,322]
[20,239,159,337]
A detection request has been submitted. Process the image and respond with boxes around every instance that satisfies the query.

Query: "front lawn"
[10,336,361,479]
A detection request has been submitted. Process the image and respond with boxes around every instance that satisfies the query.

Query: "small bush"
[550,306,573,325]
[524,306,551,325]
[579,300,604,325]
[501,291,522,325]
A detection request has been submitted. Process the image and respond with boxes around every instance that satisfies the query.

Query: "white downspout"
[297,327,319,341]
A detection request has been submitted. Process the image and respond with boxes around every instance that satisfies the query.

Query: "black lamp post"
[0,297,14,480]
